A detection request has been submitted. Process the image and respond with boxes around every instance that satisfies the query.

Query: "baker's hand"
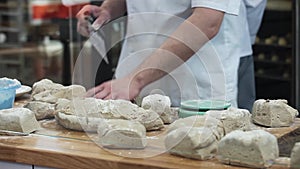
[85,77,142,101]
[76,5,111,37]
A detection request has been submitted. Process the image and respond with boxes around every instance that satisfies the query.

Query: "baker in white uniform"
[238,0,266,111]
[77,0,252,107]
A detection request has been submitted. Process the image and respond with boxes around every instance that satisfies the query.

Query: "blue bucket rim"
[0,77,21,91]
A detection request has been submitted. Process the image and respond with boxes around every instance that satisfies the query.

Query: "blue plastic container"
[0,77,21,110]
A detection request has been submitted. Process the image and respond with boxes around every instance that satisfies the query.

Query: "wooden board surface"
[0,96,296,168]
[0,123,292,169]
[264,119,300,156]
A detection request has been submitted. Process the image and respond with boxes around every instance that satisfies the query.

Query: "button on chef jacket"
[115,0,252,107]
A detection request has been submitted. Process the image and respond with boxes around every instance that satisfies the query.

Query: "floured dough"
[31,79,63,96]
[81,99,164,131]
[53,85,86,100]
[160,107,179,124]
[55,112,85,131]
[252,99,299,127]
[101,99,144,119]
[30,79,166,130]
[32,90,59,104]
[28,79,87,121]
[207,107,252,135]
[133,108,164,131]
[165,127,218,160]
[55,98,164,131]
[0,108,40,133]
[142,94,171,112]
[31,79,86,103]
[57,98,108,118]
[55,112,103,131]
[141,94,178,124]
[167,115,224,140]
[290,142,300,169]
[55,98,109,131]
[55,98,72,114]
[32,85,86,103]
[101,100,164,131]
[97,119,147,149]
[24,101,55,120]
[217,130,279,168]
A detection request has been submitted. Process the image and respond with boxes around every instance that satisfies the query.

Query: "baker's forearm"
[130,7,224,89]
[101,0,127,20]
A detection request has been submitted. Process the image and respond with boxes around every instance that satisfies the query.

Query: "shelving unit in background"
[253,0,300,109]
[0,0,27,80]
[294,0,300,110]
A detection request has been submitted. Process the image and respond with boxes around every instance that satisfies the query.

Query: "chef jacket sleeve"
[244,0,266,8]
[191,0,241,15]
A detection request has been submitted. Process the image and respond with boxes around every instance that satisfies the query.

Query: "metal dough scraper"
[87,15,109,64]
[0,129,29,136]
[73,15,109,87]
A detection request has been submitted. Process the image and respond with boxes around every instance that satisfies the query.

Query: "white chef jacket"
[115,0,252,107]
[244,0,267,44]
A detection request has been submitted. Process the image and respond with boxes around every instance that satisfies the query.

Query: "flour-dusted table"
[0,96,296,169]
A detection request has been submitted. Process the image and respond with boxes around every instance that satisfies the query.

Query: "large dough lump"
[27,79,86,121]
[291,142,300,169]
[0,108,40,133]
[24,101,55,120]
[217,130,279,168]
[207,107,252,135]
[252,99,299,127]
[97,119,147,149]
[55,98,164,131]
[31,79,86,103]
[141,94,178,124]
[167,115,224,140]
[165,127,218,160]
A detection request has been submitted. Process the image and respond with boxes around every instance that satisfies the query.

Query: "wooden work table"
[0,96,297,169]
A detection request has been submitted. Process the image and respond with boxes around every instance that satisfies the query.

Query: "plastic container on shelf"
[179,100,231,118]
[0,77,21,110]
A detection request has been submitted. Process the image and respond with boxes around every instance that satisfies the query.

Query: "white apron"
[115,0,252,107]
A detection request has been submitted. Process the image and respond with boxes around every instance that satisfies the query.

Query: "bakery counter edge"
[0,96,294,169]
[0,127,293,169]
[0,133,256,169]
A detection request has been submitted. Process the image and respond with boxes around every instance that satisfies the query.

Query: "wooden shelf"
[266,0,292,11]
[255,74,291,82]
[0,11,21,16]
[0,0,26,78]
[0,26,20,32]
[254,59,291,65]
[0,45,39,56]
[253,43,292,49]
